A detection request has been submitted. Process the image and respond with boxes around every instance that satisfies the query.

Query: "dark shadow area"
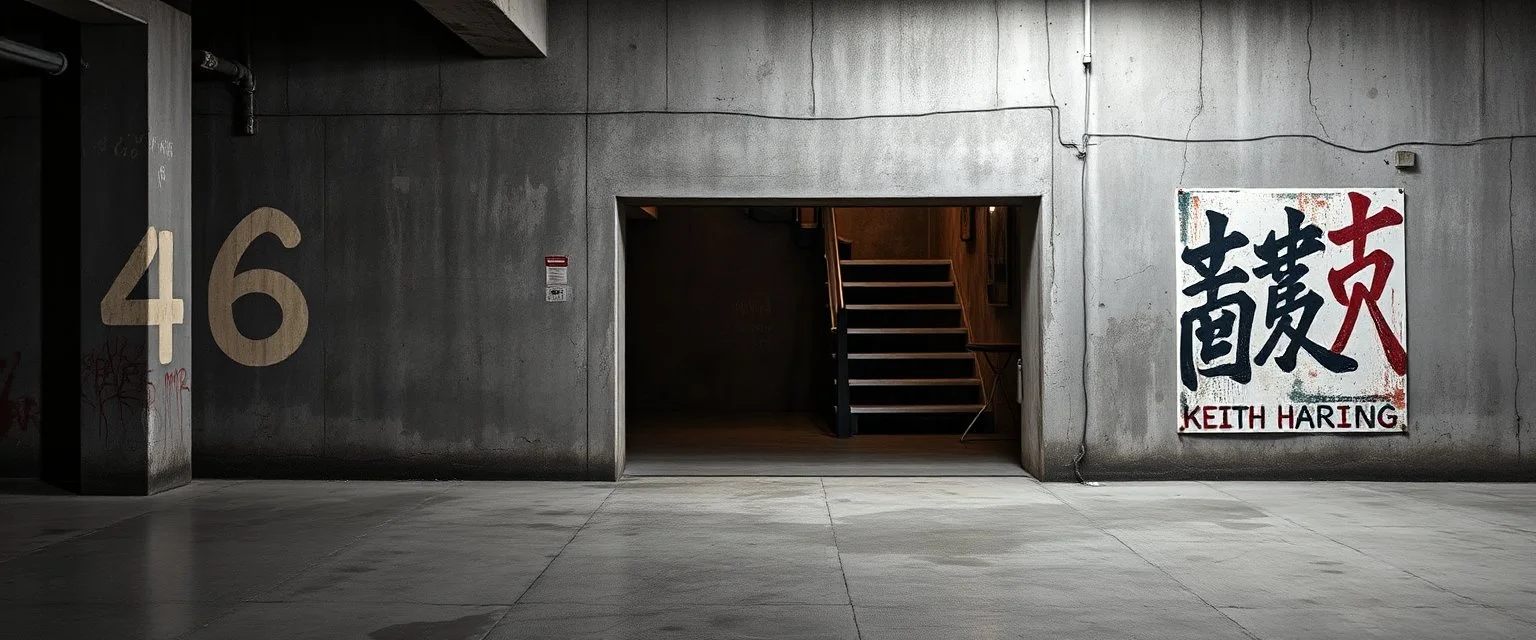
[0,478,75,496]
[0,0,56,481]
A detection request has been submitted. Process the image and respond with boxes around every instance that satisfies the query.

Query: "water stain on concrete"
[369,612,500,640]
[918,554,995,567]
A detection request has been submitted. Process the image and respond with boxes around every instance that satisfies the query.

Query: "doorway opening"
[620,200,1041,476]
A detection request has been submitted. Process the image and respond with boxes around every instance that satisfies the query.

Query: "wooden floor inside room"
[624,413,1026,477]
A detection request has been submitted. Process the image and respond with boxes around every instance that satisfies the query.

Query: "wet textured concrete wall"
[1064,0,1536,480]
[189,0,1534,480]
[71,0,193,493]
[2,0,195,492]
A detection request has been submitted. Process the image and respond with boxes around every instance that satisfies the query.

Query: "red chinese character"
[1326,192,1407,375]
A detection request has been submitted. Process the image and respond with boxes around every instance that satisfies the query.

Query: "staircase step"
[847,378,981,386]
[848,379,983,405]
[841,259,950,266]
[843,284,957,304]
[847,353,976,378]
[850,404,986,415]
[847,327,970,353]
[847,328,967,335]
[840,260,952,283]
[846,304,960,311]
[849,352,974,360]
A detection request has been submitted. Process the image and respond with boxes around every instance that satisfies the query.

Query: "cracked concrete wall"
[187,0,1532,480]
[1066,0,1536,480]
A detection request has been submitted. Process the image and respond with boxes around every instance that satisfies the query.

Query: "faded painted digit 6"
[209,207,308,367]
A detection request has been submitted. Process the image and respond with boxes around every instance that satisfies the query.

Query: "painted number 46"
[100,208,309,368]
[101,228,184,365]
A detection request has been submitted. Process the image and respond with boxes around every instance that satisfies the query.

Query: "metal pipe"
[195,49,256,136]
[1082,0,1092,67]
[0,36,68,75]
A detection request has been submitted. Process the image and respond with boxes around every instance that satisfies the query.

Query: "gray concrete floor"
[0,478,1533,639]
[627,413,1026,476]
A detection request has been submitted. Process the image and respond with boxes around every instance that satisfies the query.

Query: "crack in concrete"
[809,0,817,116]
[993,0,1001,108]
[1040,483,1263,640]
[1114,264,1154,283]
[1511,139,1524,458]
[1202,482,1491,607]
[1305,0,1333,140]
[819,478,862,639]
[1177,0,1207,187]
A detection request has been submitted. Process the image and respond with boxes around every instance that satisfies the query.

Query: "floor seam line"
[1351,481,1520,533]
[1200,481,1488,607]
[820,477,862,640]
[484,483,620,636]
[170,483,462,640]
[0,508,157,567]
[1039,483,1263,640]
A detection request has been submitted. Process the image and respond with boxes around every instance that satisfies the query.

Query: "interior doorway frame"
[610,196,1047,478]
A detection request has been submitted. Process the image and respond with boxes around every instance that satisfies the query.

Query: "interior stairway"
[837,259,985,433]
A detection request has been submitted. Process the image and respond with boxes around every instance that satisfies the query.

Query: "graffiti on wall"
[1176,189,1407,433]
[148,367,191,440]
[81,338,149,444]
[1,352,40,439]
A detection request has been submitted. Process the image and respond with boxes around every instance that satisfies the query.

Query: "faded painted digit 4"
[209,207,309,367]
[100,228,185,365]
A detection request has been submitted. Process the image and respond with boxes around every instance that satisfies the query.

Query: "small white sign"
[546,285,569,303]
[545,255,569,286]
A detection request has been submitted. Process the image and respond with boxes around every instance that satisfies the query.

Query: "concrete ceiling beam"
[413,0,548,58]
[19,0,141,23]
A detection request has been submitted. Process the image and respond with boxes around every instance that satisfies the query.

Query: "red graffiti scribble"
[157,368,191,436]
[1,352,41,439]
[81,339,148,443]
[1327,192,1408,376]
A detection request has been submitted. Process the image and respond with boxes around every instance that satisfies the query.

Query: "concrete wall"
[69,0,193,494]
[0,4,45,476]
[3,0,195,492]
[1067,0,1535,480]
[189,0,1534,480]
[625,207,828,414]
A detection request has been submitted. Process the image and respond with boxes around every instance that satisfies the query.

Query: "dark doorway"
[621,203,1032,476]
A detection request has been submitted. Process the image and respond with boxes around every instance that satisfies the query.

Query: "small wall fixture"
[1392,150,1417,170]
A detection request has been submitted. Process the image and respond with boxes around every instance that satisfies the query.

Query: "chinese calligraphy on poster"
[1177,189,1407,434]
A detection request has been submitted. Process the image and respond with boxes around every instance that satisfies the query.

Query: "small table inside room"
[962,342,1021,441]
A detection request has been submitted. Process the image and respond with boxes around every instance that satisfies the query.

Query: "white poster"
[1176,189,1407,434]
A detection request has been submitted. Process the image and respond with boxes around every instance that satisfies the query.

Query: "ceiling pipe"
[0,36,68,75]
[195,49,256,136]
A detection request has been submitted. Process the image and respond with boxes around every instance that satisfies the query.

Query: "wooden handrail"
[822,207,844,330]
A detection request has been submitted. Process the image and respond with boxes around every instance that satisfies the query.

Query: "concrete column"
[37,0,191,495]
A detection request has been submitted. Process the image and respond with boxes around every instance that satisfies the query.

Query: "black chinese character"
[1180,210,1257,391]
[1252,207,1358,374]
